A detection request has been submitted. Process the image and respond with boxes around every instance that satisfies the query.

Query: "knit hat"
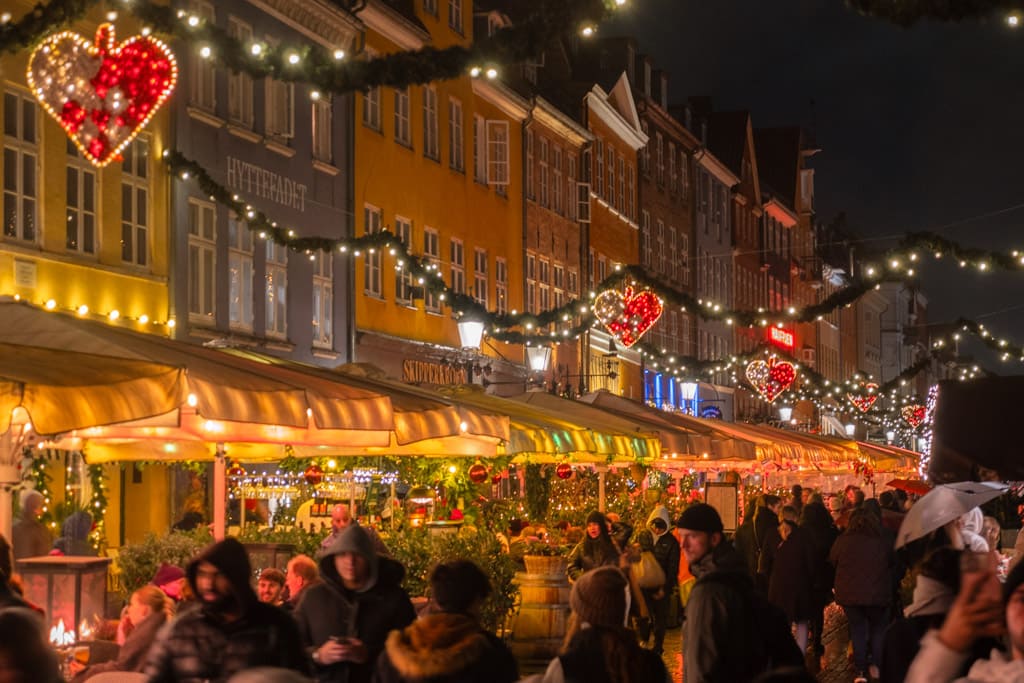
[675,503,724,535]
[570,566,627,628]
[151,563,185,587]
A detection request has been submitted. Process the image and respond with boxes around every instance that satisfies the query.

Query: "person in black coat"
[799,501,839,660]
[567,511,623,582]
[768,520,817,654]
[734,498,761,579]
[294,524,416,683]
[754,495,783,593]
[372,560,517,683]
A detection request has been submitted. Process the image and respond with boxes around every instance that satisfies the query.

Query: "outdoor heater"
[16,556,111,645]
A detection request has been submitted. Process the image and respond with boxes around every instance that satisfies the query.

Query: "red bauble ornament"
[593,286,664,348]
[902,404,927,428]
[468,463,488,484]
[555,462,573,479]
[847,383,879,413]
[227,461,245,478]
[491,474,502,485]
[745,358,797,403]
[304,464,324,486]
[27,24,178,167]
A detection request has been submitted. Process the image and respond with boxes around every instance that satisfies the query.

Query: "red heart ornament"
[847,383,879,413]
[902,404,926,428]
[593,287,663,348]
[745,358,796,403]
[27,24,178,167]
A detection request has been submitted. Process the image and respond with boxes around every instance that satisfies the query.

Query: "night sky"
[611,0,1024,373]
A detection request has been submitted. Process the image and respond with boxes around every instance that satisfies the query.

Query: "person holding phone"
[904,548,1017,682]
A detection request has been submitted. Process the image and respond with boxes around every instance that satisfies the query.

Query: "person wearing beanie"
[294,524,415,683]
[905,550,1022,682]
[567,510,624,582]
[645,505,679,655]
[534,566,668,683]
[372,560,518,683]
[12,489,51,559]
[677,503,802,682]
[143,537,310,682]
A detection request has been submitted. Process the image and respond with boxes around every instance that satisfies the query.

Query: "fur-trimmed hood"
[384,613,490,679]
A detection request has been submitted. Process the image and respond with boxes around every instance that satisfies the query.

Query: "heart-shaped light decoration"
[27,24,178,167]
[902,404,927,428]
[847,383,879,413]
[592,286,663,348]
[745,358,797,403]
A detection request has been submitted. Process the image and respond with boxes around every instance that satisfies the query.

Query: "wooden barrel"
[511,556,571,659]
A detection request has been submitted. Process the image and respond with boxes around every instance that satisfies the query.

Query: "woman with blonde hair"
[69,585,171,682]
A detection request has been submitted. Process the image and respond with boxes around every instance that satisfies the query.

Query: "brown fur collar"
[385,613,490,678]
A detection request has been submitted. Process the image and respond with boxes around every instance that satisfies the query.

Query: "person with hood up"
[645,505,679,655]
[53,510,96,556]
[958,507,990,553]
[142,537,310,682]
[294,524,415,683]
[12,489,52,559]
[677,503,803,682]
[567,511,624,582]
[371,560,517,683]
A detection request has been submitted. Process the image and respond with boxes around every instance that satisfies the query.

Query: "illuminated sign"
[768,327,794,349]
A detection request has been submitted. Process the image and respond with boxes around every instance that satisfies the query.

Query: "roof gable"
[605,72,642,134]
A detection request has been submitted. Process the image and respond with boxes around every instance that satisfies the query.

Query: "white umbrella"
[895,481,1009,549]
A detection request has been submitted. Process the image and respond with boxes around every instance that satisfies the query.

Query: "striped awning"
[0,342,184,434]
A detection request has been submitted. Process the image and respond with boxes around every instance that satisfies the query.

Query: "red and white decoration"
[902,404,927,428]
[847,383,879,413]
[745,357,797,403]
[27,24,177,167]
[593,286,664,348]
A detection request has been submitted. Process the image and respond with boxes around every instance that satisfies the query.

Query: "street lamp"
[456,317,485,350]
[886,430,896,444]
[845,423,856,437]
[680,382,698,416]
[778,406,793,422]
[525,345,551,373]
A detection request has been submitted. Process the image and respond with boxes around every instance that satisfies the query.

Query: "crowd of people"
[2,486,1024,683]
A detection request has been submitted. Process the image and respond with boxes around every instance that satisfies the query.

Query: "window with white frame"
[449,238,465,294]
[655,132,664,185]
[121,137,149,265]
[472,115,486,183]
[668,224,677,282]
[668,142,676,194]
[312,254,333,348]
[597,255,607,284]
[553,146,563,215]
[595,139,604,198]
[617,154,625,214]
[679,150,688,196]
[526,252,537,313]
[640,122,650,174]
[538,257,550,312]
[189,2,216,110]
[607,147,615,208]
[363,205,382,296]
[227,17,253,127]
[265,241,288,338]
[187,198,216,321]
[553,263,564,307]
[395,217,414,305]
[3,89,38,242]
[394,87,411,146]
[567,154,577,221]
[423,0,437,15]
[495,257,507,315]
[538,138,548,208]
[424,227,440,312]
[641,210,651,267]
[312,98,332,162]
[227,213,254,331]
[65,141,96,254]
[266,77,294,139]
[626,164,635,221]
[473,247,487,307]
[363,87,381,131]
[448,0,462,32]
[656,219,666,275]
[422,86,438,160]
[486,120,509,185]
[448,97,463,171]
[568,269,578,297]
[525,130,534,200]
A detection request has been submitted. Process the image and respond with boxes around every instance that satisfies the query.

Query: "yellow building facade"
[353,0,527,388]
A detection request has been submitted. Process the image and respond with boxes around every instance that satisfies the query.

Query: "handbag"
[632,550,666,589]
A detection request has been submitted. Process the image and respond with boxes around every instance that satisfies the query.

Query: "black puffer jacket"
[294,526,416,683]
[143,538,310,683]
[371,612,518,683]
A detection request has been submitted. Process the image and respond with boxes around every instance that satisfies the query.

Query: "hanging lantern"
[304,463,324,486]
[468,463,488,484]
[227,461,246,478]
[555,462,573,480]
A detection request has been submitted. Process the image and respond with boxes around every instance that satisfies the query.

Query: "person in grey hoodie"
[53,511,96,556]
[645,505,679,655]
[294,524,415,683]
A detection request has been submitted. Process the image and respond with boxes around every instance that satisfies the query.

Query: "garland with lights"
[86,464,108,552]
